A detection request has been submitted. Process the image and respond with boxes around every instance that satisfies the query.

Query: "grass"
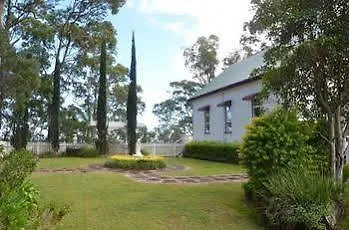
[163,157,246,176]
[37,157,106,169]
[37,157,246,176]
[32,157,259,230]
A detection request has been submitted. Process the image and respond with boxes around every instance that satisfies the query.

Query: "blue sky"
[107,0,254,129]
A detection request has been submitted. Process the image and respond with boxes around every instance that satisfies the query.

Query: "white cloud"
[132,0,254,60]
[126,1,254,129]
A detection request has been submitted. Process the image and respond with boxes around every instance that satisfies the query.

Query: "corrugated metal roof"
[191,51,266,100]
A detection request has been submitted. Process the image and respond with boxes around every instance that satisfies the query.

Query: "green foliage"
[127,33,137,154]
[0,181,39,229]
[263,168,343,230]
[63,147,99,158]
[343,165,349,183]
[105,156,166,170]
[240,108,313,187]
[183,141,240,164]
[0,150,37,190]
[245,0,349,181]
[183,34,219,85]
[153,80,201,139]
[39,151,58,159]
[0,149,68,229]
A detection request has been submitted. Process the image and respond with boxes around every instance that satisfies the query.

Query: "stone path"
[35,164,248,184]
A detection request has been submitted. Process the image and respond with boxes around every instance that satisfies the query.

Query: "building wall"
[192,80,276,143]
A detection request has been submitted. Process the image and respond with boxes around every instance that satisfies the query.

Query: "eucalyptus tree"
[245,0,349,182]
[183,34,219,86]
[46,0,126,152]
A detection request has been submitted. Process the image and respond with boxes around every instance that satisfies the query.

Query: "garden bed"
[104,155,166,170]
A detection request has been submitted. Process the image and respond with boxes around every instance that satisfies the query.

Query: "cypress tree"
[96,39,108,155]
[127,32,137,155]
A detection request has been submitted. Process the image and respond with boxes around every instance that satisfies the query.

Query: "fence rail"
[0,141,185,157]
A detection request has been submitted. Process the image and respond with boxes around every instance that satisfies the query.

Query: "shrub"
[263,168,343,230]
[39,151,59,158]
[105,155,166,170]
[240,108,314,189]
[63,147,99,158]
[183,141,240,164]
[0,149,68,229]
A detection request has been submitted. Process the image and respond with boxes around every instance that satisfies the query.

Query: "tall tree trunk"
[127,32,137,155]
[335,107,344,182]
[50,59,61,152]
[329,114,336,179]
[96,40,107,155]
[11,104,29,150]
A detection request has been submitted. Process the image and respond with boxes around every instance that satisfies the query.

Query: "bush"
[0,149,68,229]
[39,151,59,158]
[240,108,314,189]
[263,168,343,230]
[63,147,99,158]
[183,141,240,164]
[104,155,166,170]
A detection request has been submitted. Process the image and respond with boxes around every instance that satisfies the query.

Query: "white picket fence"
[0,141,185,157]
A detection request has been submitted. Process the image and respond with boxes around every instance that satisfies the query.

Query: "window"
[251,96,264,117]
[204,110,210,134]
[224,105,232,133]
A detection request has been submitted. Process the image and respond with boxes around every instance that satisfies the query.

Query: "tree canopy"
[245,0,349,181]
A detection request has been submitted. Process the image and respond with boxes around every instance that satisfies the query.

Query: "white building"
[189,51,276,143]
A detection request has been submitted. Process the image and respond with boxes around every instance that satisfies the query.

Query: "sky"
[108,0,255,129]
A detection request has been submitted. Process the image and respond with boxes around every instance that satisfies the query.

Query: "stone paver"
[35,164,248,184]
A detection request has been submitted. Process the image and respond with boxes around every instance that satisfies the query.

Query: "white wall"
[192,80,276,143]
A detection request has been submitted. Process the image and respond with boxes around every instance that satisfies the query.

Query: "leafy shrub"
[263,168,343,230]
[0,149,37,191]
[240,108,314,189]
[183,141,240,164]
[63,147,99,158]
[0,181,39,229]
[105,155,166,170]
[0,149,68,229]
[305,120,331,174]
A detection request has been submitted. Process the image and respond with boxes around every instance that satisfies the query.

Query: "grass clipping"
[105,155,166,170]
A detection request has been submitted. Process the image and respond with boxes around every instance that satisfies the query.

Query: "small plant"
[105,155,166,170]
[183,141,240,164]
[263,168,343,230]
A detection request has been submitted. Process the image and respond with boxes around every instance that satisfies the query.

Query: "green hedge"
[104,156,166,170]
[183,141,240,164]
[62,147,99,158]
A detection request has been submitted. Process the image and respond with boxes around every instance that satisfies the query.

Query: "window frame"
[224,104,232,133]
[251,95,264,118]
[204,109,210,134]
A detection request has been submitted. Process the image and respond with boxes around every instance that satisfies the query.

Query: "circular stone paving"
[35,164,248,184]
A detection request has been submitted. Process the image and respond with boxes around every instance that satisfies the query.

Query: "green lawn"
[37,157,106,169]
[163,157,246,176]
[32,157,260,230]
